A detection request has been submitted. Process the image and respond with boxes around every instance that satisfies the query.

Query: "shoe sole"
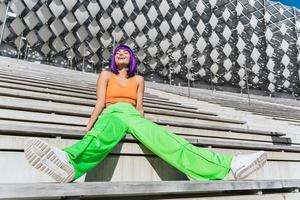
[24,138,74,183]
[234,151,268,180]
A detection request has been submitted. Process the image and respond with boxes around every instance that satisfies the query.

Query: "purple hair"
[110,44,137,77]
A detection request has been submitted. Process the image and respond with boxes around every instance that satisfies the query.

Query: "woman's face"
[115,49,130,68]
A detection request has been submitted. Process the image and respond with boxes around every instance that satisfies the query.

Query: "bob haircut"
[110,44,137,77]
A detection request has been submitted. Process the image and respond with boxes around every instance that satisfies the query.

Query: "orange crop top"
[105,73,138,106]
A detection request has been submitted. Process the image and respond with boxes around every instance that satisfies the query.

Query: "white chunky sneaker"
[24,138,75,183]
[230,151,267,180]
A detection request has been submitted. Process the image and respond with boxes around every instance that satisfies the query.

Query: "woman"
[24,44,267,183]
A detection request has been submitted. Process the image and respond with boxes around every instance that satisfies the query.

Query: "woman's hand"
[136,107,144,117]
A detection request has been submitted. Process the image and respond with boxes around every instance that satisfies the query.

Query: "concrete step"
[0,119,285,145]
[0,69,95,90]
[0,57,299,199]
[1,180,300,199]
[146,83,300,121]
[0,111,287,141]
[0,56,97,81]
[145,87,300,143]
[0,132,299,183]
[0,96,246,127]
[0,81,212,113]
[0,67,96,87]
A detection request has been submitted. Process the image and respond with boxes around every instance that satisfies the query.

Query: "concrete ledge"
[0,124,295,152]
[0,56,98,80]
[0,69,95,91]
[156,119,286,137]
[0,85,174,107]
[0,117,286,139]
[0,96,233,124]
[145,83,300,122]
[1,180,299,199]
[0,80,208,112]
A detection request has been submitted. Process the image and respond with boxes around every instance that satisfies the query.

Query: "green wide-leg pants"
[63,102,233,181]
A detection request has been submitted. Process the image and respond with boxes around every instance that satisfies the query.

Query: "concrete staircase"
[0,56,300,199]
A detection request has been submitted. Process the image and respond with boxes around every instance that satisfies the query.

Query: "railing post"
[0,1,11,46]
[82,45,85,72]
[17,33,24,60]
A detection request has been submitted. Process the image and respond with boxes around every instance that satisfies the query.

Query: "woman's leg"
[25,112,129,182]
[124,115,233,181]
[63,112,129,181]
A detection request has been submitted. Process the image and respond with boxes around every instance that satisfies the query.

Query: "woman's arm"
[85,70,109,132]
[135,76,145,117]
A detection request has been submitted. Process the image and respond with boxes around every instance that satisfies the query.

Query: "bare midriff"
[105,102,136,108]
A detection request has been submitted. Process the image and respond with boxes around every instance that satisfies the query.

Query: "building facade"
[0,0,300,96]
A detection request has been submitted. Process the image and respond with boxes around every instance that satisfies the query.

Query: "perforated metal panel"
[0,0,299,95]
